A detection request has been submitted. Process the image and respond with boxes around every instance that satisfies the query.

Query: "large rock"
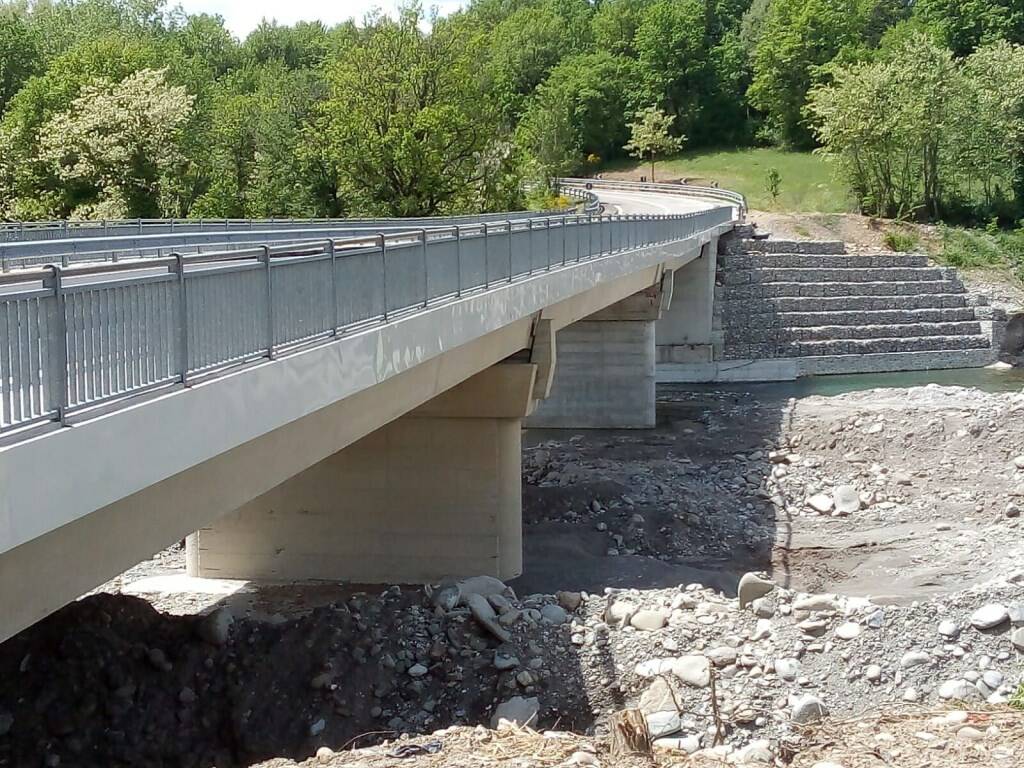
[791,695,828,725]
[774,658,800,681]
[900,651,931,669]
[654,735,702,754]
[806,494,833,514]
[794,594,840,613]
[606,600,637,626]
[635,656,711,688]
[832,485,861,515]
[1011,627,1024,650]
[645,711,682,738]
[737,572,775,609]
[630,609,669,631]
[970,604,1009,630]
[467,593,512,642]
[639,678,676,714]
[196,608,234,646]
[491,696,540,728]
[458,576,514,605]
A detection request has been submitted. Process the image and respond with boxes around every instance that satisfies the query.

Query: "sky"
[173,0,466,39]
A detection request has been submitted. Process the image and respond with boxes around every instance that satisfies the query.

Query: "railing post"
[379,234,389,322]
[561,216,567,266]
[455,226,463,298]
[174,253,190,386]
[527,219,533,275]
[46,265,69,425]
[420,228,429,308]
[545,218,551,271]
[483,223,490,289]
[328,239,338,336]
[506,220,513,282]
[262,245,274,359]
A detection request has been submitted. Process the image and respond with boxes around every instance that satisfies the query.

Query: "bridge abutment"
[187,363,538,583]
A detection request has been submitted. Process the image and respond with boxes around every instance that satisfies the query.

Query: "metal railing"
[0,205,733,436]
[0,188,601,271]
[560,178,747,218]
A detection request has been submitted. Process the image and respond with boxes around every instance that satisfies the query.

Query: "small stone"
[751,597,776,618]
[903,688,920,702]
[565,752,600,766]
[971,604,1009,630]
[1011,627,1024,650]
[832,485,860,514]
[178,686,196,704]
[540,604,568,625]
[774,658,800,681]
[866,665,882,683]
[735,740,773,763]
[556,591,582,612]
[938,620,961,638]
[457,576,513,605]
[791,695,828,725]
[938,679,982,701]
[316,746,334,764]
[408,663,429,678]
[639,678,676,714]
[467,593,512,642]
[309,718,326,736]
[737,572,775,609]
[491,696,539,729]
[956,726,985,742]
[630,609,668,631]
[196,608,234,646]
[806,494,833,513]
[494,652,520,671]
[705,646,738,668]
[835,622,861,640]
[900,651,931,669]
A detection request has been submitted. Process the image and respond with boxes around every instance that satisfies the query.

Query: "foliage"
[883,229,920,251]
[765,167,781,203]
[936,224,1024,285]
[1012,682,1024,710]
[623,106,684,182]
[323,8,511,217]
[807,33,1024,220]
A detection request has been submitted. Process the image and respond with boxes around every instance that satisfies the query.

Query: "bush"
[1011,683,1024,711]
[883,230,920,251]
[938,225,1024,282]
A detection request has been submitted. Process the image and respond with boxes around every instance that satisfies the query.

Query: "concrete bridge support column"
[656,239,719,362]
[526,285,667,429]
[187,363,538,583]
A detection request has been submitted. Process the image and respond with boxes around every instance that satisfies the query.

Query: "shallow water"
[667,366,1024,398]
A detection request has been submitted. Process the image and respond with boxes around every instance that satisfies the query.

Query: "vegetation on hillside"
[0,0,1022,223]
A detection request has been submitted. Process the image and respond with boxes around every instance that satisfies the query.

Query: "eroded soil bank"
[1,383,1022,767]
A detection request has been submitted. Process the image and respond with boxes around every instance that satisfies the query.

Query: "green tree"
[0,10,42,116]
[914,0,1024,56]
[324,7,513,216]
[516,83,580,188]
[749,0,868,147]
[623,105,684,182]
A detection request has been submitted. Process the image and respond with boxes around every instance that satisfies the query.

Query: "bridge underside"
[0,230,723,642]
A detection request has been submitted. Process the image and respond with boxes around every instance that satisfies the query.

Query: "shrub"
[883,230,920,251]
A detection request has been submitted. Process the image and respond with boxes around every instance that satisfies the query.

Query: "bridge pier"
[187,363,537,583]
[527,285,667,429]
[656,239,719,362]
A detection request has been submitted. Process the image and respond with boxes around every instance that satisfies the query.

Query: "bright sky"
[173,0,467,39]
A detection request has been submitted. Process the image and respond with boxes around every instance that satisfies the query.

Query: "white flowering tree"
[39,67,193,218]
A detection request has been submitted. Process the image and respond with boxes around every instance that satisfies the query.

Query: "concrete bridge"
[0,181,743,642]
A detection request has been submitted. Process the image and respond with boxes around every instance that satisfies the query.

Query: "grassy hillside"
[604,148,854,214]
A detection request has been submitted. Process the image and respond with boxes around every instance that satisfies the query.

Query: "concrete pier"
[656,240,718,362]
[187,364,538,583]
[528,286,665,429]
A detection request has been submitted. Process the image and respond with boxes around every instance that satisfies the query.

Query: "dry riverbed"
[1,383,1022,768]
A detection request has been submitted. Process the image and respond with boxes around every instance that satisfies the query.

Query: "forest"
[0,0,1023,223]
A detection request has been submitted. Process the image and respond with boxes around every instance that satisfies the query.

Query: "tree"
[0,11,42,116]
[624,106,683,182]
[38,67,193,218]
[516,83,580,188]
[324,7,513,216]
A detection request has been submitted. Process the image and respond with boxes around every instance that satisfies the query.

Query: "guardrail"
[0,204,733,436]
[560,178,746,218]
[0,189,601,271]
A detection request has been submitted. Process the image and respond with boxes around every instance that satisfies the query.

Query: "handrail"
[0,203,736,438]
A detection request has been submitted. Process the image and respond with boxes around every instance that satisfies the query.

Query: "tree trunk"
[650,154,656,183]
[608,709,653,759]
